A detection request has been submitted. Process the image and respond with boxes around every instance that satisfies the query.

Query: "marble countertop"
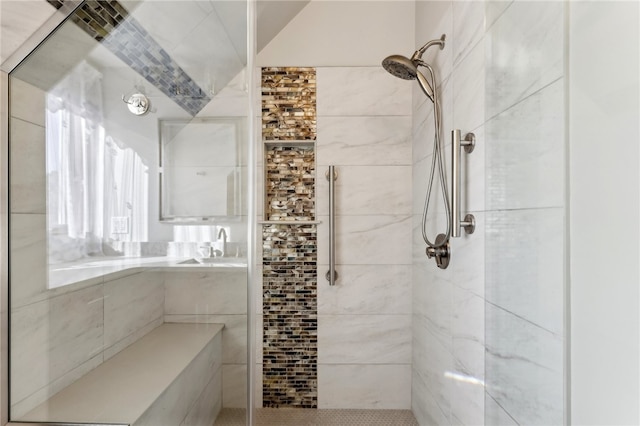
[49,256,247,289]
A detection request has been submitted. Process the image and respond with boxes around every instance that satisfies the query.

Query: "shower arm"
[410,35,446,62]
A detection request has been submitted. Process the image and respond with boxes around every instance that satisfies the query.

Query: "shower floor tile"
[214,408,419,426]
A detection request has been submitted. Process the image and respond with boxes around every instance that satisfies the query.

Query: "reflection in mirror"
[160,117,244,222]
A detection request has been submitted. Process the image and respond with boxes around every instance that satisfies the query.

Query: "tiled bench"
[19,323,224,426]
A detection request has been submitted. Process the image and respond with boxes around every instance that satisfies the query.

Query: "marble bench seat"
[19,323,224,426]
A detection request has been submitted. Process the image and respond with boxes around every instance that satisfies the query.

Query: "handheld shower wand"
[382,35,451,269]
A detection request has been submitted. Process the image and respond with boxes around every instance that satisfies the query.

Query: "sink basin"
[178,257,247,267]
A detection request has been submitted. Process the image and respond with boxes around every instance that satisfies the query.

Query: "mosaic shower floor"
[213,408,419,426]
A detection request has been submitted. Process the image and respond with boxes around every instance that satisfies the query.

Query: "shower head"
[382,54,435,102]
[381,54,418,80]
[381,34,446,103]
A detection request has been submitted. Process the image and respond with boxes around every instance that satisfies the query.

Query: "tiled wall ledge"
[48,256,247,291]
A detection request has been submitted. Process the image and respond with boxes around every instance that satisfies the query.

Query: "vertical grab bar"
[326,166,338,285]
[451,130,476,237]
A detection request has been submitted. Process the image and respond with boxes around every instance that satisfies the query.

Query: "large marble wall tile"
[450,359,485,426]
[485,391,518,426]
[415,1,453,82]
[485,303,563,425]
[11,285,104,405]
[452,0,485,69]
[316,67,411,117]
[486,78,565,211]
[412,315,453,414]
[316,166,411,216]
[135,332,221,426]
[180,366,222,426]
[452,287,484,381]
[316,116,411,166]
[452,40,485,133]
[9,117,45,214]
[318,314,411,364]
[103,316,163,361]
[222,364,247,408]
[11,352,102,419]
[164,270,247,315]
[412,93,433,161]
[485,1,513,32]
[9,77,46,126]
[450,211,485,298]
[411,367,449,425]
[318,364,411,409]
[413,275,452,351]
[165,314,247,364]
[317,215,411,266]
[412,75,453,166]
[103,272,164,349]
[0,1,57,65]
[196,70,248,118]
[412,153,451,218]
[485,208,564,335]
[317,264,411,315]
[10,213,47,308]
[486,1,564,117]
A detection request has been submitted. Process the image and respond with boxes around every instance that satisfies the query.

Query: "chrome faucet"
[217,228,228,257]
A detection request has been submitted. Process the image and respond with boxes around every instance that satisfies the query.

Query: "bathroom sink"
[178,257,247,266]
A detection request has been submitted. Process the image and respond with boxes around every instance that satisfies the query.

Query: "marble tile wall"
[163,269,248,408]
[316,66,412,409]
[9,270,165,418]
[411,1,566,425]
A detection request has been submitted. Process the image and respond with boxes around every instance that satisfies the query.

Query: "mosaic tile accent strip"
[265,146,315,221]
[262,223,317,408]
[262,67,316,140]
[49,0,210,116]
[262,67,317,408]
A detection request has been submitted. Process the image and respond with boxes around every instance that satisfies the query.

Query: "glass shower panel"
[483,1,567,424]
[8,0,249,423]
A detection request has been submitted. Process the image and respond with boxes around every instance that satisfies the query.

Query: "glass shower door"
[8,1,251,423]
[483,1,567,424]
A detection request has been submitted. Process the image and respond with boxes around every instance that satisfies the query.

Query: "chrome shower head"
[381,54,418,80]
[382,54,435,102]
[381,35,446,103]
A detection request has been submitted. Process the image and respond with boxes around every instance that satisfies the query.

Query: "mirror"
[159,117,244,222]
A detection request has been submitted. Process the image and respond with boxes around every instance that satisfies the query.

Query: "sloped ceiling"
[257,0,310,53]
[1,0,310,71]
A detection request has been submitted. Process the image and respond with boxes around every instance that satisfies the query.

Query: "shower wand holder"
[426,234,450,269]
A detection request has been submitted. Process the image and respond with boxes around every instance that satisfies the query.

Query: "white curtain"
[46,61,148,263]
